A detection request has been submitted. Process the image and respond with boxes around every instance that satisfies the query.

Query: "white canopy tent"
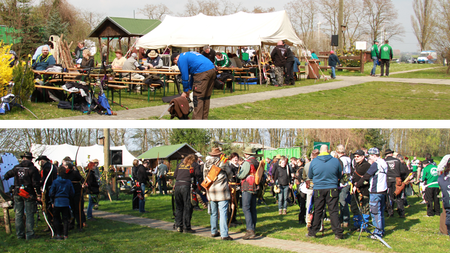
[30,144,137,167]
[136,11,303,49]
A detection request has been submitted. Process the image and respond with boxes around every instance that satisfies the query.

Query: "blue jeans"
[339,185,350,223]
[331,66,336,78]
[369,193,386,237]
[14,195,36,239]
[158,175,167,195]
[242,191,257,231]
[139,184,146,212]
[278,185,289,210]
[210,200,229,237]
[87,194,94,219]
[371,57,378,75]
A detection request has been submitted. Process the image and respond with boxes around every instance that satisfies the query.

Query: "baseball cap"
[353,150,365,156]
[368,147,380,155]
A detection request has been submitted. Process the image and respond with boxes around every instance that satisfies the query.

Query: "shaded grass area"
[80,185,448,253]
[390,66,450,79]
[208,81,450,120]
[0,204,285,253]
[1,79,321,120]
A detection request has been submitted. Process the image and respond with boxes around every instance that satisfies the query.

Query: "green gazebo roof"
[138,143,198,160]
[89,17,161,38]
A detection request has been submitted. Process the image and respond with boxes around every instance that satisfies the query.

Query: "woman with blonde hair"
[173,154,197,233]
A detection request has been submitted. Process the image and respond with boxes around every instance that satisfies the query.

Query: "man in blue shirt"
[172,52,215,120]
[307,145,344,239]
[32,45,56,71]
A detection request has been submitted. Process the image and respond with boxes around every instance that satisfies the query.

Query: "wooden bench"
[34,85,81,111]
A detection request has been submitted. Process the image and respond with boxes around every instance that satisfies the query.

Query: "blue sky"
[70,0,419,53]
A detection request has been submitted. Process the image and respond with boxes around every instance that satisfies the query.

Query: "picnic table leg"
[119,89,121,105]
[71,93,74,111]
[147,85,150,102]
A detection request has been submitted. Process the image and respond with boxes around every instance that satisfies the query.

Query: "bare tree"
[411,0,435,51]
[138,3,172,20]
[181,0,245,17]
[249,6,276,13]
[362,0,405,42]
[433,0,450,72]
[285,0,318,50]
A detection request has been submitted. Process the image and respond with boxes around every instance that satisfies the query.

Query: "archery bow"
[42,163,55,237]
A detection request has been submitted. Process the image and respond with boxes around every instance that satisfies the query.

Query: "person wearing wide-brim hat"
[237,147,259,240]
[146,50,163,69]
[204,147,233,240]
[3,151,41,239]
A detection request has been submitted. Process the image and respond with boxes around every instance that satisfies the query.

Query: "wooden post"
[107,38,110,65]
[98,37,102,65]
[3,207,11,234]
[360,50,364,73]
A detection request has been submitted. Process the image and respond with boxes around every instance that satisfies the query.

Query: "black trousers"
[297,192,307,223]
[285,61,294,84]
[386,181,404,217]
[380,59,390,76]
[132,190,139,210]
[174,185,193,230]
[53,206,70,237]
[425,187,440,216]
[70,190,86,229]
[308,188,343,237]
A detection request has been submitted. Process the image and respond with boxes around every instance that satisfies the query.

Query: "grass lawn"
[208,81,450,120]
[390,66,450,79]
[1,78,321,120]
[0,203,284,253]
[322,62,439,77]
[69,186,450,252]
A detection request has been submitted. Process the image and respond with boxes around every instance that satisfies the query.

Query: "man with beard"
[4,152,41,240]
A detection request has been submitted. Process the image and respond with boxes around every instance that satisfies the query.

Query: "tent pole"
[258,44,263,86]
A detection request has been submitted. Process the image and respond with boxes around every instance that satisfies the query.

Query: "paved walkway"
[92,209,372,253]
[56,68,450,120]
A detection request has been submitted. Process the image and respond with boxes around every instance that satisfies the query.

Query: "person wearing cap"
[111,49,126,69]
[356,147,388,239]
[122,52,147,82]
[204,148,233,240]
[350,149,371,232]
[328,51,341,79]
[384,149,405,218]
[307,145,344,239]
[36,155,57,230]
[4,152,41,239]
[238,147,260,240]
[379,40,393,76]
[157,160,168,195]
[202,46,216,63]
[370,40,380,76]
[336,144,351,228]
[422,159,440,217]
[146,50,163,69]
[171,52,215,120]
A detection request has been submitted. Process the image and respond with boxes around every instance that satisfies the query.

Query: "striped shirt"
[367,158,388,193]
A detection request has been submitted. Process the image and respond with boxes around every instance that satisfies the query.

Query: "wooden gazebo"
[89,17,161,63]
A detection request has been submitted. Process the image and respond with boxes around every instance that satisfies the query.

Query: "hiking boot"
[282,209,287,215]
[52,235,63,240]
[211,232,220,237]
[305,233,316,238]
[177,227,183,233]
[221,236,233,240]
[184,228,196,233]
[243,230,255,240]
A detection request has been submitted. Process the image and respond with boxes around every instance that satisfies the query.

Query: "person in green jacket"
[370,40,379,76]
[422,159,440,217]
[215,52,231,68]
[379,40,393,77]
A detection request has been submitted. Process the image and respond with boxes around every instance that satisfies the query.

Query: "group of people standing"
[3,152,100,240]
